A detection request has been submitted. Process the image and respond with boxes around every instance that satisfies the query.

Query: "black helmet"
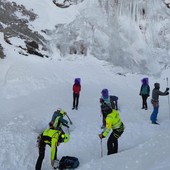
[101,103,112,115]
[154,83,160,89]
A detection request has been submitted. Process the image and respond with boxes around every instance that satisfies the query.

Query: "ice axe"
[166,77,170,118]
[100,139,103,158]
[66,114,73,125]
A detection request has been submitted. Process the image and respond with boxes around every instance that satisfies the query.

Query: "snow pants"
[107,123,124,155]
[141,95,148,109]
[35,140,57,170]
[73,93,80,109]
[150,106,159,123]
[150,100,159,123]
[107,132,118,155]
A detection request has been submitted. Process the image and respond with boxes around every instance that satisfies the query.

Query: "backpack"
[110,95,118,110]
[59,156,79,170]
[109,97,115,109]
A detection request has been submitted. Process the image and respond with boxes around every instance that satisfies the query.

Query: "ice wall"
[97,0,170,74]
[48,0,170,75]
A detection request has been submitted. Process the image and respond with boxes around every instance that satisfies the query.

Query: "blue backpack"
[59,156,79,169]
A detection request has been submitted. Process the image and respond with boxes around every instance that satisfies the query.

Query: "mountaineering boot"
[72,107,75,110]
[152,121,159,125]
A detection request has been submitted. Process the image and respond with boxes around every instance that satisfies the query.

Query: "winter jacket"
[152,88,169,102]
[40,128,61,161]
[140,84,150,96]
[51,110,68,129]
[73,83,81,94]
[102,109,124,137]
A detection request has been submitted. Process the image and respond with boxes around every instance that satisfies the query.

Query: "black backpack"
[59,156,79,170]
[110,96,116,109]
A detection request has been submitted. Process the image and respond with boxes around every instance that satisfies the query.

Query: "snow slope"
[1,0,170,170]
[1,42,170,169]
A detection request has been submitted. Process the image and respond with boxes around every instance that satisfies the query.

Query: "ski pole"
[166,77,170,118]
[100,139,103,158]
[66,114,73,125]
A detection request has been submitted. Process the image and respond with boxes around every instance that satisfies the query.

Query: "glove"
[139,93,141,96]
[98,134,104,139]
[166,88,169,91]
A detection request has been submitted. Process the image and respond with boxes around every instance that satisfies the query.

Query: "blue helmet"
[74,78,80,84]
[101,89,109,99]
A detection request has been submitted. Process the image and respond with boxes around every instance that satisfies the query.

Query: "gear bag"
[59,156,79,169]
[110,95,118,110]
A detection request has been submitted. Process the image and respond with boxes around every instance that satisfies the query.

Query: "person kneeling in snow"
[50,108,69,130]
[98,106,125,155]
[35,124,70,170]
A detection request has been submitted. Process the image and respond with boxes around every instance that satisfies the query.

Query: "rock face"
[0,44,5,59]
[0,0,47,58]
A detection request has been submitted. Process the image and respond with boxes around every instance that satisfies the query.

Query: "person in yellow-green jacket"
[99,106,125,155]
[50,108,69,130]
[35,124,70,170]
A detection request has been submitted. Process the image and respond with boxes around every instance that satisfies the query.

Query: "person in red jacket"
[72,78,81,110]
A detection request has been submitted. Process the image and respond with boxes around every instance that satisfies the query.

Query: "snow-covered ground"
[1,44,170,170]
[1,0,170,170]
